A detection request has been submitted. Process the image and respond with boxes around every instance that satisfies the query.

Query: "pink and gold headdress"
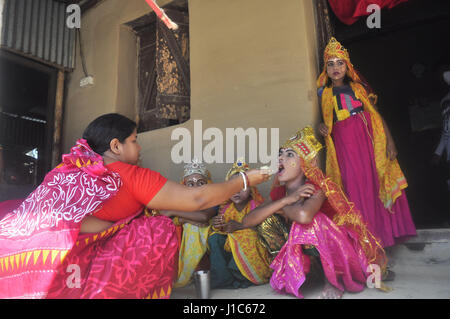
[281,126,323,162]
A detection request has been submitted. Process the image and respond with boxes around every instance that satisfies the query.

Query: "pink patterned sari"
[270,212,368,298]
[0,140,178,299]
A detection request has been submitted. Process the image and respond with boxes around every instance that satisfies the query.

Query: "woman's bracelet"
[239,171,248,191]
[244,171,250,187]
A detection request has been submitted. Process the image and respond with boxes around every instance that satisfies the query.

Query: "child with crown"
[207,159,272,289]
[242,127,389,299]
[316,37,416,250]
[158,159,218,288]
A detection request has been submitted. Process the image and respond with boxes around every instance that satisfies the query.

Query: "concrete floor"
[171,229,450,299]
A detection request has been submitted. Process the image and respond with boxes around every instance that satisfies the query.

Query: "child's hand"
[284,184,316,205]
[318,123,329,137]
[211,215,226,229]
[297,184,316,198]
[386,137,398,161]
[223,220,244,233]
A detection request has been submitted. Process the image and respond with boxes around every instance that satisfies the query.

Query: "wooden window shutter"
[314,0,335,69]
[155,9,190,124]
[134,8,190,133]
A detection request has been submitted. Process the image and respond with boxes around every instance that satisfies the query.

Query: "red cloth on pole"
[327,0,409,25]
[145,0,178,30]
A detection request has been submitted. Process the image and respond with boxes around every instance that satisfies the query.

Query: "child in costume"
[316,37,416,248]
[242,127,389,299]
[208,159,272,289]
[0,113,271,299]
[159,159,217,288]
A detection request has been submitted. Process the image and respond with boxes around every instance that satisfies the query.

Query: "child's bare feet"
[382,269,396,282]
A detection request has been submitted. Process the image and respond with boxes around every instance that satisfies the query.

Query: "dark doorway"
[0,50,57,201]
[327,0,450,228]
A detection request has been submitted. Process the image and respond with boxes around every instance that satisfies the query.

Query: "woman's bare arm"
[161,207,217,224]
[147,169,267,212]
[80,215,114,233]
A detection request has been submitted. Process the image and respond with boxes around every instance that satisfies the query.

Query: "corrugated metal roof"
[1,0,76,70]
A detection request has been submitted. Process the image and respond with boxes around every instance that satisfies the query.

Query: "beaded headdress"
[281,126,323,162]
[183,158,211,180]
[225,158,249,181]
[324,37,350,62]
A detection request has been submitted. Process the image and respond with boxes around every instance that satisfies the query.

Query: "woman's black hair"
[82,113,137,155]
[326,74,353,88]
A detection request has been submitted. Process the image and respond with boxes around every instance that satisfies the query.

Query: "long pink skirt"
[46,214,179,299]
[270,212,368,298]
[332,112,417,247]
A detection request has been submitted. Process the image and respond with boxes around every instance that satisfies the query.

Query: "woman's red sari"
[0,140,178,299]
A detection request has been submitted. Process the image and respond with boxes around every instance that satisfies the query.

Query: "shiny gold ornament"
[281,126,323,162]
[225,158,249,181]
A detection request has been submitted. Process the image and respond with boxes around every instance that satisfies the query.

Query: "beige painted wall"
[62,0,171,149]
[63,0,320,197]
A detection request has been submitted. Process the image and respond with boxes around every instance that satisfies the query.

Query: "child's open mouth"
[278,164,285,175]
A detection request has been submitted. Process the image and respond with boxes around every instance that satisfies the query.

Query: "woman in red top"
[80,114,268,231]
[0,113,270,299]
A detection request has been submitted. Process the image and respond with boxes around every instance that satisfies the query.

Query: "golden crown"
[281,126,323,162]
[324,37,350,63]
[225,158,249,181]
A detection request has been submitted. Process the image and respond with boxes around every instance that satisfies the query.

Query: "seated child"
[242,127,388,299]
[208,159,272,289]
[159,159,217,288]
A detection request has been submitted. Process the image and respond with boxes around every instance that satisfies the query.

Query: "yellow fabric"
[320,82,407,210]
[174,170,214,288]
[174,223,211,288]
[317,37,407,210]
[218,200,272,285]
